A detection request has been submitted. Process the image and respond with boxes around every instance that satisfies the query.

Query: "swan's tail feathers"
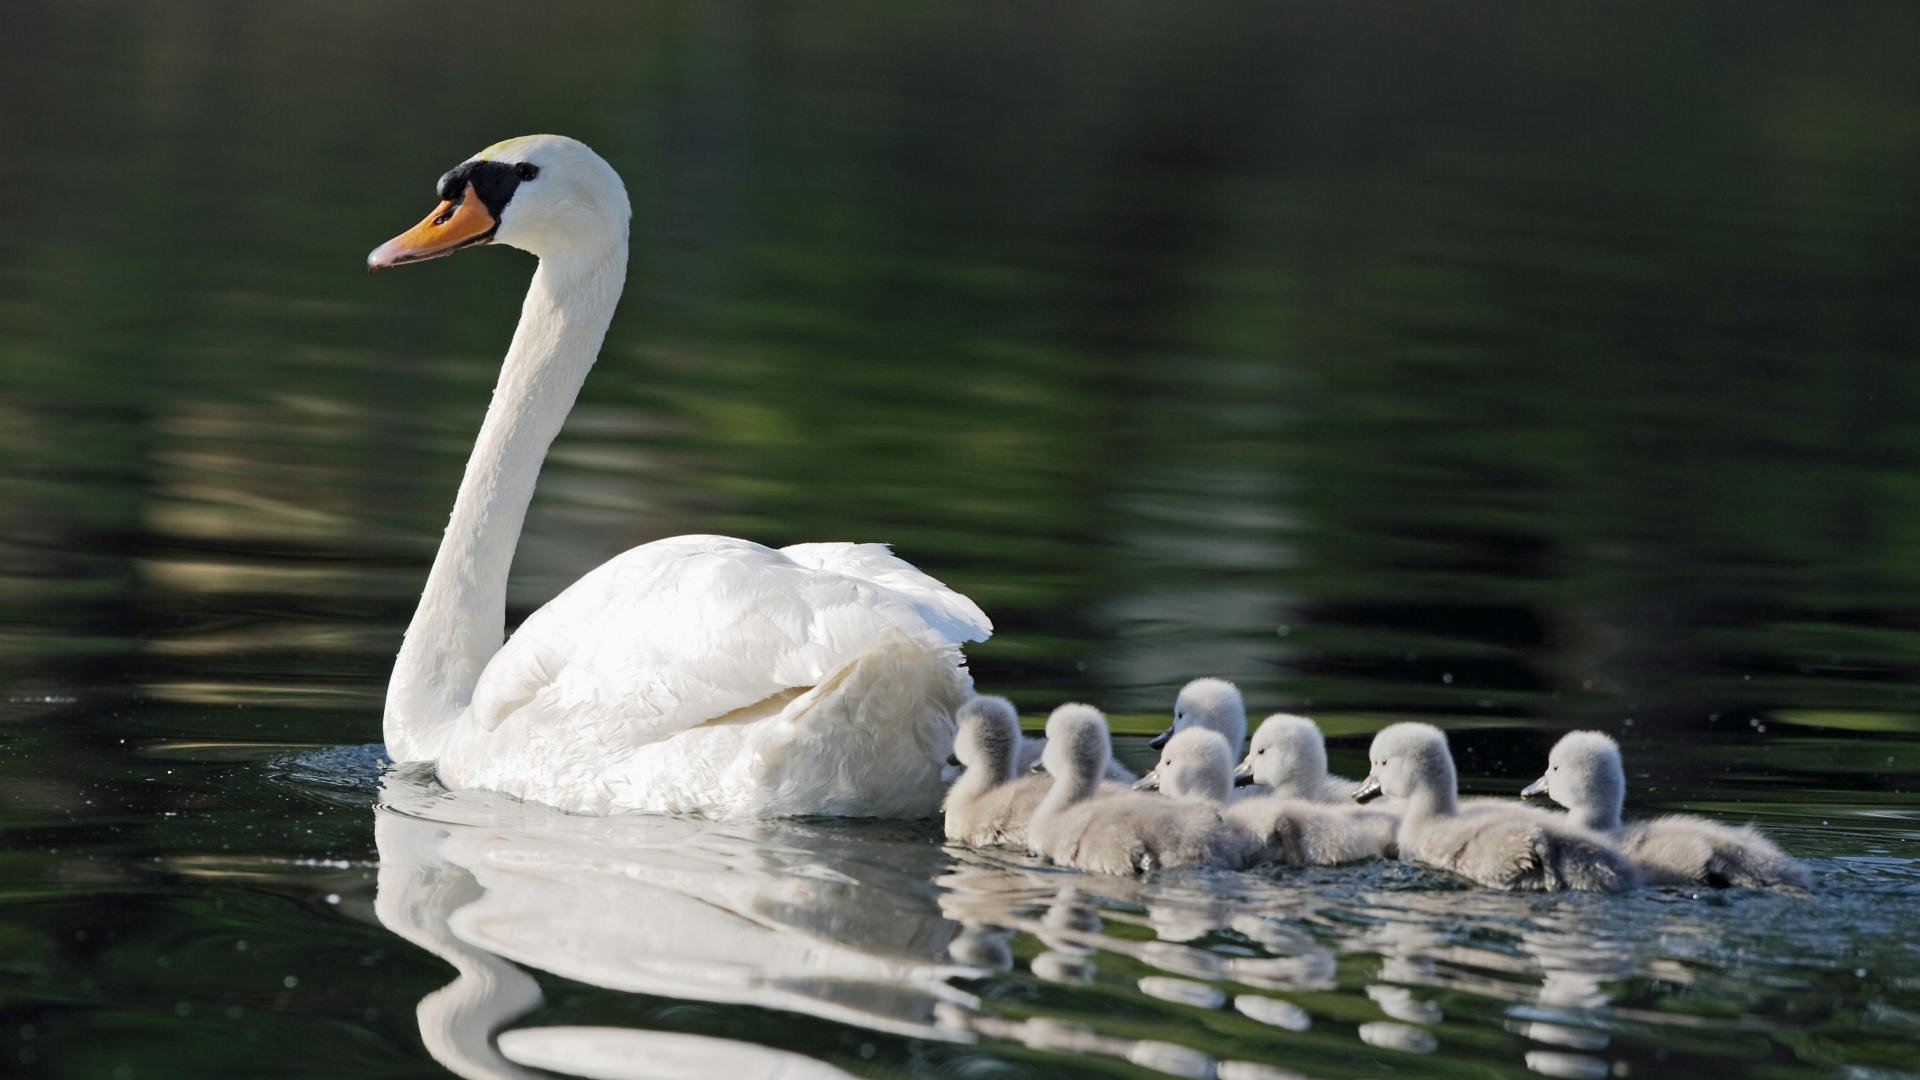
[745,635,973,820]
[779,542,992,645]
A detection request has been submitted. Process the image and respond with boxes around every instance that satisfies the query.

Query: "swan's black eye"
[515,163,540,181]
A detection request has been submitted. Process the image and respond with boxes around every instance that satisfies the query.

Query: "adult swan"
[367,134,991,819]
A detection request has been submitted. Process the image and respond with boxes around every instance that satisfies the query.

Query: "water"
[3,1,1919,1076]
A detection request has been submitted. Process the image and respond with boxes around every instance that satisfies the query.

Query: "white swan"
[1028,705,1248,875]
[1157,729,1392,866]
[369,135,990,819]
[1357,723,1638,893]
[1523,731,1810,891]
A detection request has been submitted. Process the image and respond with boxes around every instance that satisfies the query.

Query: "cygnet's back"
[1359,723,1637,893]
[1158,728,1393,866]
[1525,731,1809,891]
[1028,705,1249,875]
[943,696,1052,849]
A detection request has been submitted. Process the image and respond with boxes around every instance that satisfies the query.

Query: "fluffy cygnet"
[1028,705,1250,875]
[1523,731,1810,891]
[1235,713,1370,804]
[943,696,1054,849]
[1156,728,1393,866]
[1148,677,1248,753]
[1357,723,1637,893]
[1014,733,1137,784]
[1137,720,1263,800]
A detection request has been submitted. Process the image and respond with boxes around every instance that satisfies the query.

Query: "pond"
[3,2,1919,1077]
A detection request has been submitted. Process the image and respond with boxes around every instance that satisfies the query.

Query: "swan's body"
[1358,723,1637,893]
[373,136,989,819]
[943,697,1051,848]
[1028,706,1248,875]
[1524,731,1809,891]
[1158,729,1391,866]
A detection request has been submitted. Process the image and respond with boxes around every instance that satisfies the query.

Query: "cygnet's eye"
[515,163,540,181]
[1257,748,1266,755]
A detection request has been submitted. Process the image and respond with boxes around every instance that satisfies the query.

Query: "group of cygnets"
[942,677,1810,893]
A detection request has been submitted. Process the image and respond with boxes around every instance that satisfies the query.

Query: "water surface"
[3,2,1920,1077]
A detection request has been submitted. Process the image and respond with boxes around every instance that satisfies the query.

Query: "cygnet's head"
[1156,728,1236,803]
[368,134,631,269]
[1038,703,1112,788]
[1236,713,1328,794]
[949,696,1020,781]
[1522,731,1625,826]
[1355,722,1456,803]
[1150,677,1247,752]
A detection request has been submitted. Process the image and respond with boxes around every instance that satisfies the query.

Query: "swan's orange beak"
[367,185,498,271]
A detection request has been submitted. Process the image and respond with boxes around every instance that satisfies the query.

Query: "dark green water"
[3,2,1919,1077]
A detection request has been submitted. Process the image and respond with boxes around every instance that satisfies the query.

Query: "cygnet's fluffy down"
[1147,678,1248,754]
[1013,734,1137,784]
[942,696,1053,849]
[1358,723,1638,893]
[1028,705,1250,875]
[1236,713,1372,805]
[1524,731,1809,891]
[1137,721,1264,801]
[1156,728,1393,866]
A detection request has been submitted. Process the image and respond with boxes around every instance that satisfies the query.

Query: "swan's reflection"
[374,765,976,1079]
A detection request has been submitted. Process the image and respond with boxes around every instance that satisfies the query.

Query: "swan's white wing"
[779,541,991,644]
[465,535,988,749]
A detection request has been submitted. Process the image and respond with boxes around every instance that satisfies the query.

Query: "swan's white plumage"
[377,136,990,820]
[443,535,987,818]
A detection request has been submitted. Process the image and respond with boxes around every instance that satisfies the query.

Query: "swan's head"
[1038,703,1111,788]
[1355,722,1454,803]
[368,134,631,270]
[1156,728,1235,803]
[1237,713,1328,794]
[950,695,1020,781]
[1149,677,1245,752]
[1522,731,1624,821]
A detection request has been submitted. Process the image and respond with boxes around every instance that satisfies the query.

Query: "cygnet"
[943,696,1054,849]
[1156,728,1394,866]
[1523,731,1809,891]
[1028,705,1250,875]
[1136,678,1248,794]
[1357,723,1637,893]
[1235,712,1373,804]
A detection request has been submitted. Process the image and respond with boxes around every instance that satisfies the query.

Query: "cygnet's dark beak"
[1353,774,1383,803]
[1148,727,1174,751]
[1232,758,1255,786]
[1520,774,1549,798]
[1131,770,1162,792]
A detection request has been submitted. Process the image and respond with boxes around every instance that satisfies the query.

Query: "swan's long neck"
[385,241,627,761]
